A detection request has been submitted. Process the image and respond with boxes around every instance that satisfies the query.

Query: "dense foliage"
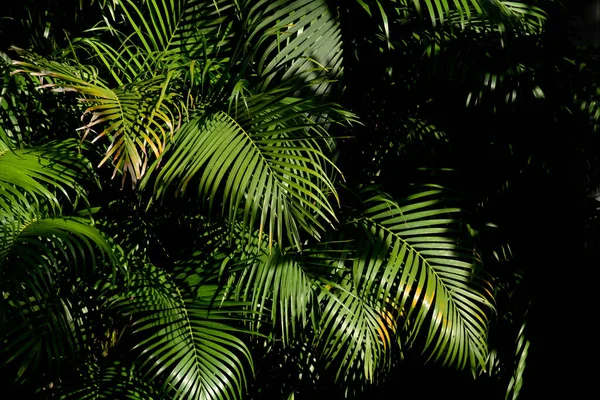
[1,1,598,398]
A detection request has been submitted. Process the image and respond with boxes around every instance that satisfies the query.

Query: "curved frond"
[0,134,118,384]
[11,50,178,182]
[0,139,89,211]
[247,0,344,96]
[149,94,351,249]
[0,136,110,273]
[1,292,86,384]
[352,187,493,370]
[0,209,117,384]
[79,0,237,84]
[233,245,317,344]
[112,264,252,400]
[105,0,236,60]
[319,282,395,386]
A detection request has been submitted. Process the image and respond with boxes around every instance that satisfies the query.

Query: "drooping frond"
[0,120,118,383]
[111,264,252,400]
[0,138,89,211]
[0,206,118,383]
[315,187,493,387]
[170,219,346,346]
[0,135,110,275]
[232,244,318,344]
[11,50,178,182]
[319,281,396,386]
[9,0,239,183]
[149,92,352,249]
[1,288,88,384]
[352,187,493,370]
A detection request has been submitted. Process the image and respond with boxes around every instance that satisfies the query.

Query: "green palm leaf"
[247,0,344,96]
[12,50,178,182]
[104,0,236,61]
[1,292,86,384]
[0,135,110,274]
[505,319,529,400]
[354,187,493,370]
[358,0,547,41]
[0,209,117,383]
[315,187,493,388]
[78,0,236,85]
[149,92,352,249]
[319,282,395,385]
[232,244,318,344]
[1,54,37,148]
[112,264,252,400]
[0,138,89,210]
[1,128,118,384]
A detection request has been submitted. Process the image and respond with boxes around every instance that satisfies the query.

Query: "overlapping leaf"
[318,187,493,384]
[355,188,493,369]
[10,0,238,182]
[0,207,117,384]
[0,138,89,210]
[0,127,118,384]
[358,0,547,33]
[247,0,344,96]
[112,264,252,400]
[11,50,178,182]
[233,245,318,344]
[150,92,351,249]
[319,282,396,385]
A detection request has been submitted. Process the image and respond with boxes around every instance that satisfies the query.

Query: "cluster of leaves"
[2,0,597,399]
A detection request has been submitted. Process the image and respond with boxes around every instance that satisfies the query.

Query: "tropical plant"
[2,0,595,399]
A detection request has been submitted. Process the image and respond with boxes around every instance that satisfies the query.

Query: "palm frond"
[0,132,119,384]
[358,0,547,42]
[2,52,84,148]
[247,0,344,96]
[169,220,348,347]
[1,56,34,148]
[1,291,87,384]
[12,50,178,182]
[320,187,494,376]
[107,0,236,59]
[0,270,122,387]
[80,0,237,84]
[423,0,546,31]
[316,187,493,387]
[0,135,105,271]
[0,139,90,211]
[0,208,118,384]
[111,263,252,400]
[355,187,493,369]
[148,92,352,249]
[232,244,318,344]
[319,281,395,386]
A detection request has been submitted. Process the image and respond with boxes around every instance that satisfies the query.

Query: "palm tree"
[2,0,580,398]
